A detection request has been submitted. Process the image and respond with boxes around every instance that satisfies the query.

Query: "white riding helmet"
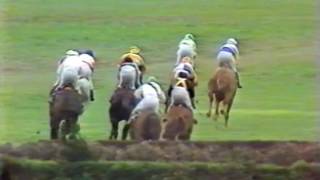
[79,54,95,69]
[226,38,238,46]
[65,50,79,56]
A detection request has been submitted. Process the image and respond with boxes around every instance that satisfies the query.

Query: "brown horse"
[162,104,197,140]
[129,111,161,141]
[49,85,83,140]
[108,87,136,140]
[207,66,237,127]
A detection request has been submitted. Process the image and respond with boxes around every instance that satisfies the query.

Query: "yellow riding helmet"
[129,46,141,54]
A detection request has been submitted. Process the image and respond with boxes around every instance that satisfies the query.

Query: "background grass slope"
[0,0,317,143]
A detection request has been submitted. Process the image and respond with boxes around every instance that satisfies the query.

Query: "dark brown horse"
[162,104,197,140]
[129,111,161,141]
[108,87,136,140]
[49,86,83,140]
[207,66,237,127]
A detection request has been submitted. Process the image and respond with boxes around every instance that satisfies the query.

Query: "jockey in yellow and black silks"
[119,46,146,85]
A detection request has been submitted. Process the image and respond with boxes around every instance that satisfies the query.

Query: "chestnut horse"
[162,104,197,140]
[207,66,237,127]
[129,111,161,141]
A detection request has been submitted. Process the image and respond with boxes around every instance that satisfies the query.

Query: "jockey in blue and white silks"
[216,38,242,88]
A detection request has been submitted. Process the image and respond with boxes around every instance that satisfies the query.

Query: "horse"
[207,65,237,127]
[129,111,161,141]
[162,104,197,140]
[49,85,84,140]
[108,87,136,140]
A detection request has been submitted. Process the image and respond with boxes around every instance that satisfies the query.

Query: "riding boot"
[139,74,143,85]
[235,72,243,88]
[90,90,95,101]
[191,98,196,109]
[48,86,57,103]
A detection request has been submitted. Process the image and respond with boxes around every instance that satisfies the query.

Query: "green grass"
[0,0,317,143]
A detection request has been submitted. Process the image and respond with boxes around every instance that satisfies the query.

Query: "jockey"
[57,49,79,65]
[168,57,198,109]
[120,46,146,85]
[51,55,82,99]
[120,46,146,72]
[78,49,96,60]
[118,56,141,89]
[128,77,166,123]
[169,78,193,111]
[176,33,197,66]
[50,50,81,95]
[78,54,96,101]
[179,33,197,51]
[217,38,242,88]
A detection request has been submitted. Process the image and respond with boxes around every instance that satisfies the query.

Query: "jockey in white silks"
[216,38,242,88]
[118,54,142,90]
[117,60,141,90]
[78,54,96,103]
[127,77,166,123]
[169,78,193,111]
[53,50,79,88]
[54,55,82,92]
[176,33,197,66]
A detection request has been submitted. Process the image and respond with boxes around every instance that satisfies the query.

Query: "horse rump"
[130,111,161,141]
[162,105,195,140]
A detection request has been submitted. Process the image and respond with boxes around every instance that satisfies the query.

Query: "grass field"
[0,0,317,143]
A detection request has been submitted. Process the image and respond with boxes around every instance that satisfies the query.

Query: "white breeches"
[217,51,237,72]
[77,78,91,106]
[57,67,79,90]
[131,96,160,116]
[176,45,196,65]
[170,87,192,109]
[79,63,94,90]
[119,65,139,89]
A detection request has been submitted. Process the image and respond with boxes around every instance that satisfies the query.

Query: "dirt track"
[1,140,320,165]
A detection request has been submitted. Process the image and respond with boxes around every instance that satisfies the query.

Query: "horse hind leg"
[67,115,79,140]
[206,92,214,117]
[109,120,119,140]
[50,115,60,140]
[213,98,220,121]
[224,97,235,128]
[121,123,130,140]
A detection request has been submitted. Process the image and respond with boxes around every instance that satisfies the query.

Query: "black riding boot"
[187,87,196,109]
[165,86,173,112]
[235,72,242,88]
[90,90,95,101]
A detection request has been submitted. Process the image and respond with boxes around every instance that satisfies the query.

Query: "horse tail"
[174,117,185,139]
[143,113,161,140]
[217,77,225,91]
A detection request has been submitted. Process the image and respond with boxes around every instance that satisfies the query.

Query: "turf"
[0,0,317,143]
